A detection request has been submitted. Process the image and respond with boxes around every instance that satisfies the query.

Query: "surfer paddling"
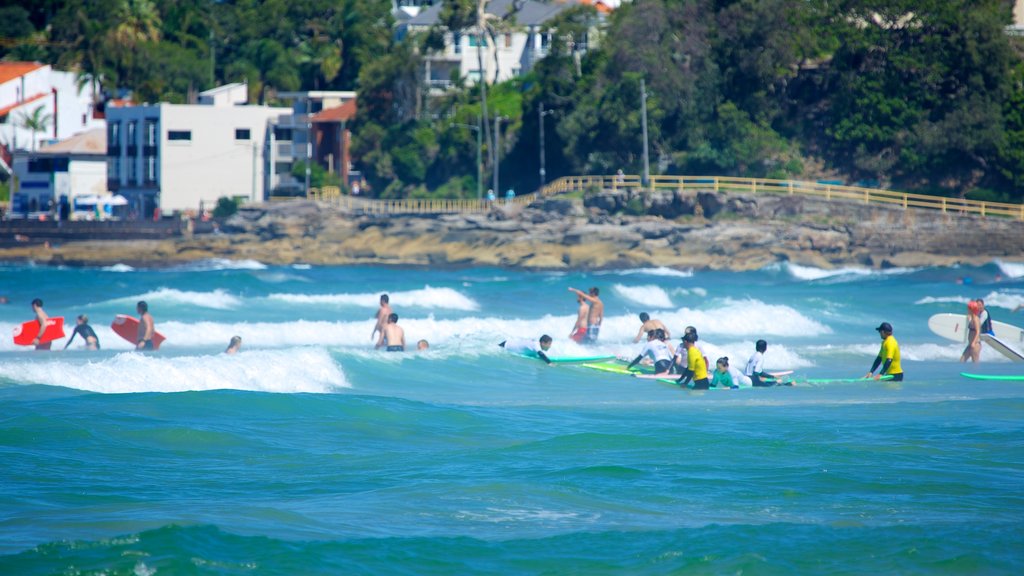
[567,287,603,343]
[372,294,393,342]
[136,301,156,351]
[499,335,553,364]
[375,313,405,352]
[30,298,51,350]
[865,322,903,382]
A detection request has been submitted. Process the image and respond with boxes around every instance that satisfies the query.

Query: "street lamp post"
[538,102,554,189]
[493,115,504,196]
[640,78,650,189]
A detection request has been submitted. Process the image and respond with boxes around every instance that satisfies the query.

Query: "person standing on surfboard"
[375,313,405,352]
[372,294,393,342]
[136,301,156,351]
[30,298,51,350]
[64,314,100,350]
[569,293,589,343]
[568,287,603,343]
[865,322,903,382]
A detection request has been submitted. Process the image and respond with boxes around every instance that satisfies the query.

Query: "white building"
[106,85,289,216]
[270,91,357,196]
[0,62,104,177]
[403,0,581,89]
[10,128,107,217]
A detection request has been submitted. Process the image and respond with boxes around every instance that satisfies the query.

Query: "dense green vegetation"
[2,0,1022,201]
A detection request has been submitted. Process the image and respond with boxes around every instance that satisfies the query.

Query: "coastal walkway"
[305,175,1024,221]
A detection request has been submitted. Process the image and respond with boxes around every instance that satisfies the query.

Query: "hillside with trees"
[2,0,1022,202]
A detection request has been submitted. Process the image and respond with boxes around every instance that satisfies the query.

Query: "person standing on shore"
[136,301,156,350]
[569,292,590,343]
[568,287,603,343]
[372,294,392,342]
[64,314,100,350]
[375,313,405,352]
[633,312,669,343]
[865,322,903,382]
[30,298,51,350]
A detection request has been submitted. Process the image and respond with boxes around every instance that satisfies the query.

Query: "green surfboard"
[960,372,1024,381]
[803,375,894,384]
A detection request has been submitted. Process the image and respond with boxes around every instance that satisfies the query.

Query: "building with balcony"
[106,84,289,216]
[269,91,357,196]
[9,128,107,217]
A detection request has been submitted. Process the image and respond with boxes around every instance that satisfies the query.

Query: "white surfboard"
[928,313,1024,347]
[980,334,1024,362]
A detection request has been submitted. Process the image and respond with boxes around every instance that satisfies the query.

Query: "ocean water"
[1,259,1023,574]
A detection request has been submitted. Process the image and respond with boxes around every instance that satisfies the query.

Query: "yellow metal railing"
[283,176,1024,220]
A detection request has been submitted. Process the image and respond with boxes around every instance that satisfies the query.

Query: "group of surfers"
[507,285,905,388]
[372,294,428,352]
[23,298,243,354]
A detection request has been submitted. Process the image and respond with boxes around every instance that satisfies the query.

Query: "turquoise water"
[1,260,1023,574]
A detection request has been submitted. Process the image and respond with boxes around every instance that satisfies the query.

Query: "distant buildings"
[270,91,358,197]
[105,84,290,216]
[0,62,104,180]
[10,128,107,216]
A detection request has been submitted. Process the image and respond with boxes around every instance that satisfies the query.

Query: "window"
[127,157,137,183]
[108,157,120,181]
[469,34,487,47]
[146,156,157,183]
[107,122,121,153]
[274,162,292,175]
[145,120,158,146]
[168,130,192,141]
[127,121,137,147]
[235,128,251,140]
[274,127,293,141]
[453,32,461,54]
[505,33,512,48]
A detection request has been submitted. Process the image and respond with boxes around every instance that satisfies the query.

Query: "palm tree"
[18,105,52,151]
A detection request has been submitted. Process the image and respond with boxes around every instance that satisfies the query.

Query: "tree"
[18,105,53,151]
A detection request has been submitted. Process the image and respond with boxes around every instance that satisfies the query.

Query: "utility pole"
[538,102,547,188]
[451,121,483,200]
[493,115,502,195]
[640,78,650,188]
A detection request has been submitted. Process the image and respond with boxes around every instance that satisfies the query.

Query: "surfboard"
[13,317,65,346]
[111,314,166,350]
[581,360,651,375]
[520,352,616,364]
[803,375,894,384]
[634,372,675,379]
[767,370,793,377]
[960,372,1024,381]
[979,334,1024,362]
[928,313,1024,347]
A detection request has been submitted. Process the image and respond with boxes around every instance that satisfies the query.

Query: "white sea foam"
[599,267,694,278]
[612,284,674,308]
[267,286,480,311]
[172,258,268,271]
[100,263,135,273]
[915,291,1024,311]
[804,342,1012,363]
[104,288,243,310]
[0,348,348,393]
[915,296,971,305]
[779,262,917,282]
[995,259,1024,279]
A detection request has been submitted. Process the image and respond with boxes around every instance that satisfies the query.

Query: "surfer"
[627,329,674,374]
[136,301,156,350]
[375,313,405,351]
[633,313,670,343]
[865,322,903,382]
[64,314,100,350]
[710,357,747,389]
[673,327,706,375]
[417,339,429,351]
[976,299,994,335]
[744,339,778,387]
[499,335,553,364]
[676,333,710,389]
[569,292,590,343]
[225,335,242,354]
[568,287,603,343]
[372,294,392,342]
[30,298,51,350]
[960,301,982,363]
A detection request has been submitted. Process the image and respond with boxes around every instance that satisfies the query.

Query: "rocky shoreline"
[1,189,1023,270]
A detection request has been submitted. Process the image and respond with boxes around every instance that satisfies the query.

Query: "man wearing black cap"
[865,322,903,382]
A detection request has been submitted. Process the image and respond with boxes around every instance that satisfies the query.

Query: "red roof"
[0,62,45,85]
[0,92,48,118]
[311,99,357,123]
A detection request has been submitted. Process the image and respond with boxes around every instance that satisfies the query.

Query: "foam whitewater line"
[772,262,919,282]
[267,285,480,311]
[916,290,1024,310]
[802,342,1013,363]
[99,263,136,272]
[100,288,244,310]
[597,267,694,278]
[994,259,1024,279]
[168,258,269,271]
[0,348,348,393]
[612,284,674,308]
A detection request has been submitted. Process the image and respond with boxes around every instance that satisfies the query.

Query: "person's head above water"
[31,298,43,310]
[639,312,650,322]
[380,294,389,305]
[137,301,148,314]
[539,334,553,350]
[388,313,398,323]
[756,339,767,353]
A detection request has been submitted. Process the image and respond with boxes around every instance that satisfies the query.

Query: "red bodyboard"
[13,317,65,346]
[111,314,166,350]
